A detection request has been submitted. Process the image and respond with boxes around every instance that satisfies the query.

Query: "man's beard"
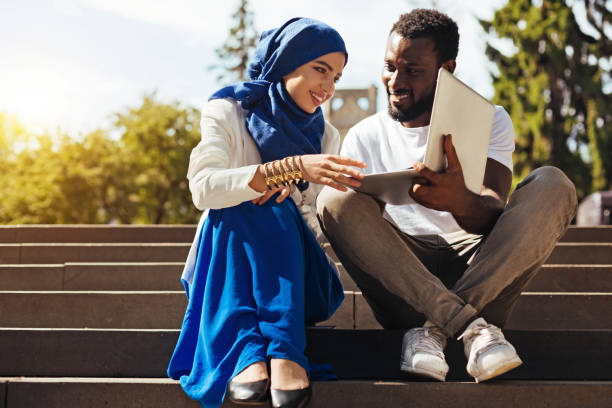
[387,89,436,123]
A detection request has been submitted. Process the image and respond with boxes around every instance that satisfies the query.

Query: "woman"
[167,17,366,408]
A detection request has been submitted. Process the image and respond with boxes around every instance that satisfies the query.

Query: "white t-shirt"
[341,107,515,236]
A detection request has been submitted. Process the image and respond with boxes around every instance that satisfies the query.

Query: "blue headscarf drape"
[210,17,347,170]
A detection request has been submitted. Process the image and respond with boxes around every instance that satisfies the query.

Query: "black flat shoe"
[270,385,312,408]
[227,378,270,405]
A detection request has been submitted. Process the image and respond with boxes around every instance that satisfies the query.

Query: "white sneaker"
[400,327,449,381]
[458,317,523,382]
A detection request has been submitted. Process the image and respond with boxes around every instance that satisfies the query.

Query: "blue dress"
[167,197,344,408]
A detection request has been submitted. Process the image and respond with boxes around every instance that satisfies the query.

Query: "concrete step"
[1,225,610,244]
[1,378,610,408]
[546,243,612,264]
[525,264,612,292]
[0,378,197,408]
[0,328,610,380]
[0,263,184,291]
[0,291,609,330]
[0,225,196,243]
[560,226,612,242]
[1,242,611,265]
[0,243,191,264]
[0,291,186,329]
[1,263,610,293]
[506,292,612,330]
[352,292,612,330]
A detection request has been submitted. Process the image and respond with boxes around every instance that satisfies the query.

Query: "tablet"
[351,68,495,204]
[353,168,418,205]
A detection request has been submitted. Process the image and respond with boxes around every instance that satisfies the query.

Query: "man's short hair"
[390,9,459,63]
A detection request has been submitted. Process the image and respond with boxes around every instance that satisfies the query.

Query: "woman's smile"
[309,90,327,107]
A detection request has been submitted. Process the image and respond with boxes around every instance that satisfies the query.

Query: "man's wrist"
[449,189,476,218]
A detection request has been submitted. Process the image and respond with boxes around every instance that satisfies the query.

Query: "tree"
[114,94,201,224]
[0,129,125,224]
[209,0,258,83]
[481,0,611,199]
[0,97,202,225]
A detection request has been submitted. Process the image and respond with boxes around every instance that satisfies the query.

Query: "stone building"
[322,85,377,143]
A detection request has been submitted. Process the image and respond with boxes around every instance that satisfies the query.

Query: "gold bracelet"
[270,160,280,188]
[263,162,275,190]
[263,156,304,189]
[273,160,286,187]
[291,156,303,183]
[281,157,294,184]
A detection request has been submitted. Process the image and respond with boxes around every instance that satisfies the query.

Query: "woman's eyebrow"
[314,60,342,77]
[314,60,334,71]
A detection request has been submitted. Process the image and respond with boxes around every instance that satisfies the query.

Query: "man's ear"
[441,60,456,73]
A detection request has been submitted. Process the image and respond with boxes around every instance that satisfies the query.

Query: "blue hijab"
[210,17,347,173]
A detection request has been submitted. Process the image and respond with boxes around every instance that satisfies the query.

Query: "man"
[317,9,577,382]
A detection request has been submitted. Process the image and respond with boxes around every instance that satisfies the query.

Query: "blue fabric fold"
[168,199,344,408]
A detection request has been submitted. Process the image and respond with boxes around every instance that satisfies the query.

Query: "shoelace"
[458,324,508,357]
[412,328,445,358]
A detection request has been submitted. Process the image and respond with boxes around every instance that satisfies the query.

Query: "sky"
[0,0,511,135]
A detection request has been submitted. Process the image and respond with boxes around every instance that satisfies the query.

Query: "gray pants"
[316,166,577,338]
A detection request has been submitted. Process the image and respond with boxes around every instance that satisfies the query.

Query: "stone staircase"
[0,225,611,407]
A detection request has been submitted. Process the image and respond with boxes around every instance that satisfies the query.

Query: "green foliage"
[209,0,258,84]
[115,95,201,224]
[0,131,117,224]
[0,97,201,224]
[481,0,611,198]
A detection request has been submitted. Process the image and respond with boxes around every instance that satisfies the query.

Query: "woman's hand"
[252,185,294,205]
[299,154,366,191]
[248,154,367,195]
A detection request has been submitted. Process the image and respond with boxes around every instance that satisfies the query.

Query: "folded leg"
[451,167,577,329]
[317,187,476,337]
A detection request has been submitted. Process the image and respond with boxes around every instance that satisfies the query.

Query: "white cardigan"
[181,98,341,290]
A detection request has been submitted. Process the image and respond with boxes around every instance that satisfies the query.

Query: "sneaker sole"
[400,365,447,382]
[473,356,523,383]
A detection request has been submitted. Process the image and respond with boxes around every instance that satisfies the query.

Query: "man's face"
[382,32,440,126]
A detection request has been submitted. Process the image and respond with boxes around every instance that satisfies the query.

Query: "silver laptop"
[351,68,495,205]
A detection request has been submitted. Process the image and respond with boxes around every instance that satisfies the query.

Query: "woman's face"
[283,51,346,114]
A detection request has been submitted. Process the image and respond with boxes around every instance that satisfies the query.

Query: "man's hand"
[409,134,472,215]
[409,134,511,234]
